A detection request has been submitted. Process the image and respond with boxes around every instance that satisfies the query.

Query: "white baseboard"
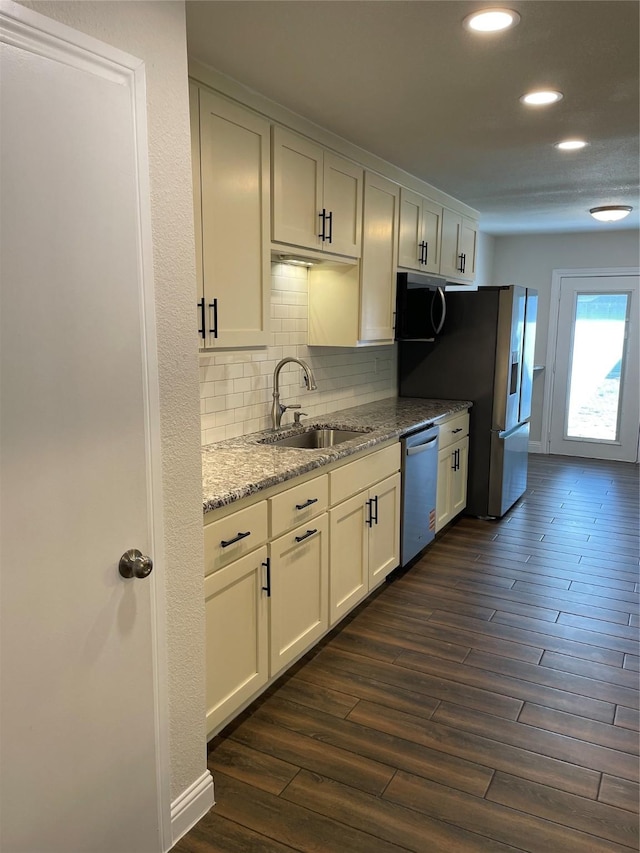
[170,770,215,848]
[528,440,545,454]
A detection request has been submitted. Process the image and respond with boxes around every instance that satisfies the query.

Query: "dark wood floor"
[175,454,639,853]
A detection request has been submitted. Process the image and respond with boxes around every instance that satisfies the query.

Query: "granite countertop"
[202,397,471,514]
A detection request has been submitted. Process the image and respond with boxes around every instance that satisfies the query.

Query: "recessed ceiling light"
[464,8,520,32]
[554,139,588,151]
[520,90,563,106]
[589,206,633,222]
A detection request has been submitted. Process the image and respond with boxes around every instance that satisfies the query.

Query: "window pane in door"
[566,293,628,441]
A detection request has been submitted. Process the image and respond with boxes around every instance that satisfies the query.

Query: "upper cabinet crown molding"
[188,61,478,221]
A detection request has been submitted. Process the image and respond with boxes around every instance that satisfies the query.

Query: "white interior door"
[548,272,639,461]
[1,5,165,852]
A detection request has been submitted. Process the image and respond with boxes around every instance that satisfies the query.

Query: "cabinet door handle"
[295,528,318,543]
[371,495,379,525]
[220,530,251,548]
[418,240,426,264]
[457,253,465,273]
[423,241,428,264]
[197,298,206,340]
[261,558,271,597]
[295,497,318,510]
[365,498,373,528]
[326,210,333,244]
[452,427,463,434]
[318,209,326,241]
[209,298,218,339]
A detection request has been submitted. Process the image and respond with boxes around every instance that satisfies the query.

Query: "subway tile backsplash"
[200,262,398,445]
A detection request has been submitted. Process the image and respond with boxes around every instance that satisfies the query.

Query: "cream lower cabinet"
[329,444,401,624]
[329,472,401,624]
[269,514,329,677]
[436,411,470,532]
[203,442,400,738]
[204,545,269,735]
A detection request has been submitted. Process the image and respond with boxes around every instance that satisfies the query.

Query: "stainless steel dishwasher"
[400,423,439,566]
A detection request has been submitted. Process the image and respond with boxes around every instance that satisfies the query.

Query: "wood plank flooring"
[174,455,639,853]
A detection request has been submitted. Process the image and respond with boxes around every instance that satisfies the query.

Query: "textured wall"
[200,262,398,443]
[475,231,497,288]
[19,0,206,804]
[492,229,640,444]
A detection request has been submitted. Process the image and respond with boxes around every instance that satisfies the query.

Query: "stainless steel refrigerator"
[398,285,538,518]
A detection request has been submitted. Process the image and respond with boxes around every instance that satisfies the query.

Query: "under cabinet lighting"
[520,90,563,106]
[463,8,520,32]
[589,206,632,222]
[555,139,588,151]
[277,254,316,268]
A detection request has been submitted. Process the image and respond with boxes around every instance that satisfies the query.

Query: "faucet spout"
[271,357,317,429]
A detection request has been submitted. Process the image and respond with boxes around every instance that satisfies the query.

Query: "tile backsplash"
[200,262,398,445]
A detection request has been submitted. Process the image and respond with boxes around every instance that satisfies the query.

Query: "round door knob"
[119,549,153,579]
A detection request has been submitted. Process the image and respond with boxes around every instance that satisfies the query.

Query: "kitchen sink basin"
[262,428,368,449]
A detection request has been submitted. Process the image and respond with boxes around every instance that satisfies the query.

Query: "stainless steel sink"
[262,428,368,449]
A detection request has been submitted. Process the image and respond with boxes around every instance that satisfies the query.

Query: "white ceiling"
[186,1,640,236]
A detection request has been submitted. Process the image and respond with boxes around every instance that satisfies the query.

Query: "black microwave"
[395,272,447,341]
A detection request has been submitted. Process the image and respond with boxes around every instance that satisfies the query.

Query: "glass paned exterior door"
[549,273,639,462]
[566,293,629,441]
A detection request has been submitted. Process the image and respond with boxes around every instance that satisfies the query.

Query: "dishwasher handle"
[406,437,438,456]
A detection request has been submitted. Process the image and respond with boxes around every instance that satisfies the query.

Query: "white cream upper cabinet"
[194,85,271,348]
[323,152,364,257]
[271,127,323,252]
[398,188,422,271]
[421,197,443,275]
[272,127,363,258]
[439,208,478,283]
[308,172,398,347]
[359,172,400,343]
[398,188,442,275]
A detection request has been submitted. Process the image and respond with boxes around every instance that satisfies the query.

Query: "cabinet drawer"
[270,474,328,538]
[439,412,469,450]
[330,443,401,506]
[204,500,268,575]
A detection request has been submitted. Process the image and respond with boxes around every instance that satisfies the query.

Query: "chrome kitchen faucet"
[271,357,317,429]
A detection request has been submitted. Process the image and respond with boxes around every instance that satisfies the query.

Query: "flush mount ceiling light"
[463,8,520,32]
[589,205,633,222]
[554,139,588,151]
[520,90,563,106]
